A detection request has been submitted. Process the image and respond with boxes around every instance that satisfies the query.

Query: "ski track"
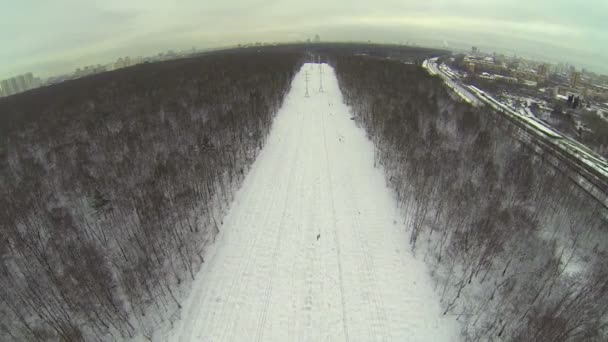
[169,63,459,342]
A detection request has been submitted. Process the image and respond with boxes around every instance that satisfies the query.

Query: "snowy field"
[168,63,459,341]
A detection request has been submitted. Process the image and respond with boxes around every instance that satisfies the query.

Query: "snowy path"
[169,63,458,341]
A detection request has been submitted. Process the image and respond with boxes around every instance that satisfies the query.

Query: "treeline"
[333,56,608,341]
[0,52,300,341]
[580,111,608,158]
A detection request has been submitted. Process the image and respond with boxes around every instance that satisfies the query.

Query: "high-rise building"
[114,57,127,69]
[537,64,548,77]
[570,71,581,88]
[472,46,478,54]
[467,62,476,74]
[8,78,19,95]
[0,79,9,96]
[16,75,27,92]
[0,85,5,97]
[0,72,39,96]
[24,72,34,89]
[537,64,549,82]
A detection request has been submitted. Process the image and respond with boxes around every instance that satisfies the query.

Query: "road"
[423,58,608,207]
[423,58,482,107]
[168,63,458,341]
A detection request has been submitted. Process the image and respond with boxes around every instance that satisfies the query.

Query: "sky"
[1,0,607,79]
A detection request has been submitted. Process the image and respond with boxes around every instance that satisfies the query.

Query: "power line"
[304,70,310,98]
[318,55,324,93]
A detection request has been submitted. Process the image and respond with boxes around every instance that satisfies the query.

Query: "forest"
[3,45,607,341]
[0,52,300,341]
[333,56,608,341]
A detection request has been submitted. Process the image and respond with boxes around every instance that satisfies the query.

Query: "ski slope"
[169,63,459,341]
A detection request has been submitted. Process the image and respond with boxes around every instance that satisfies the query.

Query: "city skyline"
[0,39,604,85]
[1,1,607,79]
[0,72,39,97]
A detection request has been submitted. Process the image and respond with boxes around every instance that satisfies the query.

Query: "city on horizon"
[2,1,606,80]
[1,39,606,98]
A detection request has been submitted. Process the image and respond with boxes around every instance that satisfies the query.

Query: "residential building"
[114,58,125,69]
[16,75,27,92]
[0,72,40,96]
[537,64,548,82]
[114,57,133,69]
[8,78,19,95]
[467,62,476,74]
[0,79,11,96]
[571,71,581,88]
[24,72,34,89]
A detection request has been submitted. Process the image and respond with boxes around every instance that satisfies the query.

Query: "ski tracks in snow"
[169,63,458,342]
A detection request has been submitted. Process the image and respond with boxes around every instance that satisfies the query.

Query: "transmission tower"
[304,71,310,97]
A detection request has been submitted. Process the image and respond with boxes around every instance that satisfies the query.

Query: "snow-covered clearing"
[168,63,458,341]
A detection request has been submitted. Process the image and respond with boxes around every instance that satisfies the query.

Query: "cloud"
[0,0,606,78]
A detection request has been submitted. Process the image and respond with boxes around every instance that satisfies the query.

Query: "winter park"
[2,2,608,341]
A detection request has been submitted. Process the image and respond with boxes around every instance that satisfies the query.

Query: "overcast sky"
[1,0,606,79]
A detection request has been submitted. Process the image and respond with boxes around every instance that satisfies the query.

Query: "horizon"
[1,39,605,81]
[1,1,607,80]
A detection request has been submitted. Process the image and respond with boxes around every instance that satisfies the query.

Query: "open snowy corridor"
[169,63,458,341]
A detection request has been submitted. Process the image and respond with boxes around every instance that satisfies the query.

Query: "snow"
[167,63,459,341]
[424,62,482,107]
[519,115,561,138]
